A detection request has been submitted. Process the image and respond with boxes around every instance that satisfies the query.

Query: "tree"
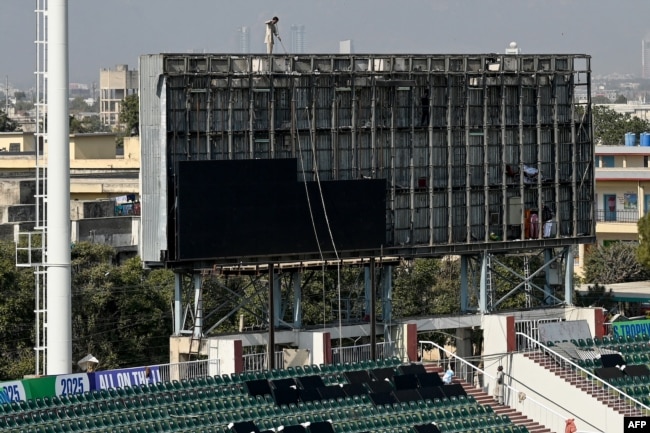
[119,94,139,135]
[591,95,611,104]
[0,241,42,379]
[70,244,174,369]
[584,242,648,284]
[592,105,650,145]
[0,109,17,132]
[69,97,94,113]
[636,214,650,269]
[574,283,616,311]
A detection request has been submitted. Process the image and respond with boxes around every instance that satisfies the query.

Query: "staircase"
[524,351,646,417]
[424,364,552,433]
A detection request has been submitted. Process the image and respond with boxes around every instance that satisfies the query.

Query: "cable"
[295,98,326,327]
[303,106,343,349]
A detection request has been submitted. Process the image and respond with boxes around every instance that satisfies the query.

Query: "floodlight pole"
[46,0,72,375]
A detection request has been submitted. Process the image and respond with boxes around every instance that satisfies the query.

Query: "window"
[599,155,615,167]
[9,143,20,152]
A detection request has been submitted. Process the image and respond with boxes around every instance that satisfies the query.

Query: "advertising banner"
[92,365,161,390]
[0,380,29,402]
[54,373,90,397]
[612,319,650,339]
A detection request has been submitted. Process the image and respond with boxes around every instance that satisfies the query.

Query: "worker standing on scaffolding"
[265,16,281,54]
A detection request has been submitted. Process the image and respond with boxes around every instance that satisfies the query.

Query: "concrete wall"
[509,352,622,433]
[7,205,35,223]
[73,217,139,248]
[70,134,116,160]
[70,200,116,220]
[0,132,35,152]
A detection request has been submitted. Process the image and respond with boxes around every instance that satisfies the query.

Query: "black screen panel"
[344,370,372,384]
[417,372,443,387]
[370,367,395,382]
[394,373,419,390]
[392,389,422,403]
[308,421,335,433]
[272,386,299,406]
[230,421,260,433]
[297,375,325,390]
[317,385,346,400]
[600,354,626,368]
[418,386,446,400]
[366,380,394,393]
[342,383,368,396]
[369,391,396,406]
[440,383,466,398]
[298,387,322,402]
[414,424,441,433]
[398,363,426,375]
[245,379,272,397]
[175,159,386,260]
[624,364,650,377]
[271,378,297,390]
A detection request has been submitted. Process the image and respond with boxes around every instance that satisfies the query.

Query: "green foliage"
[591,95,611,104]
[593,105,650,145]
[119,94,139,134]
[393,258,461,317]
[0,241,42,380]
[69,114,109,134]
[574,283,615,310]
[637,214,650,268]
[584,242,648,284]
[0,109,17,132]
[70,245,174,370]
[69,97,96,113]
[0,241,174,379]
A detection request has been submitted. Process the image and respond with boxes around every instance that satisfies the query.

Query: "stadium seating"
[0,357,531,433]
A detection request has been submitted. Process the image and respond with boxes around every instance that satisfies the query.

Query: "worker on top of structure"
[265,16,281,54]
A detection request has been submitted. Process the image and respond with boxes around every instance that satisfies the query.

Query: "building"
[237,26,250,54]
[339,40,353,54]
[0,131,140,252]
[643,38,650,79]
[593,142,650,246]
[99,64,138,128]
[290,25,305,54]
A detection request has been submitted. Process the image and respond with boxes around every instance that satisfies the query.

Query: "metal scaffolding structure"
[139,54,595,350]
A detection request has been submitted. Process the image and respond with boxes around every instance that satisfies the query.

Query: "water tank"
[625,132,637,146]
[641,132,650,147]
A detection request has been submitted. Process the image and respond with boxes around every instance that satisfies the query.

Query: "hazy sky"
[1,0,649,89]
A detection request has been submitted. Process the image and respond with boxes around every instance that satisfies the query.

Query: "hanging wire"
[303,106,343,350]
[294,98,327,328]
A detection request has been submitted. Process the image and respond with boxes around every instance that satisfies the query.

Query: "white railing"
[242,350,285,372]
[156,358,220,382]
[516,332,648,417]
[334,341,397,364]
[418,340,603,433]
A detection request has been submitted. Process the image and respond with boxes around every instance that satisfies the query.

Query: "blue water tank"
[641,132,650,147]
[625,132,637,146]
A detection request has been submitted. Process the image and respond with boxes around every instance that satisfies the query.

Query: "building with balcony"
[594,144,650,246]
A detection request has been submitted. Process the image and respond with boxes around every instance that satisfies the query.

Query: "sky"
[1,0,649,90]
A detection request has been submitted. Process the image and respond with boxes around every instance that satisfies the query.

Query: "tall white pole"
[47,0,72,375]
